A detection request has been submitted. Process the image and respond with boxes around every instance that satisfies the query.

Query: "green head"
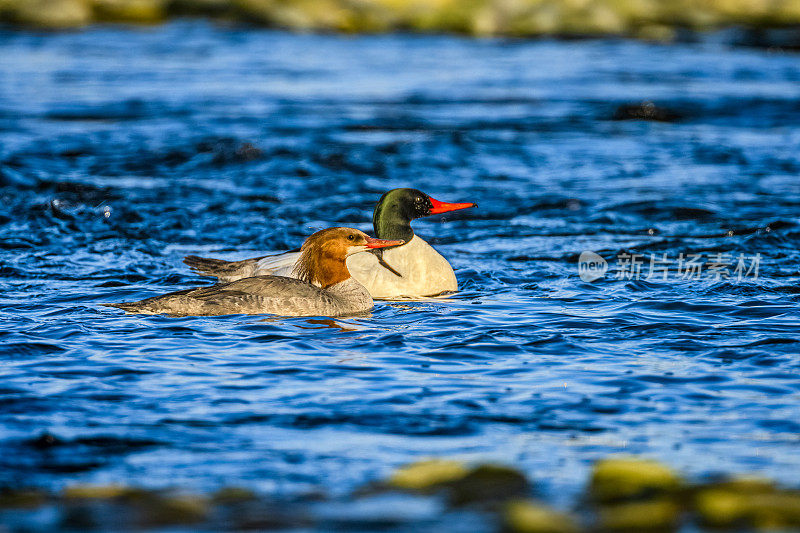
[372,188,477,243]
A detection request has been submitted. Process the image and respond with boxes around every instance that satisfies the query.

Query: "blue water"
[1,21,799,523]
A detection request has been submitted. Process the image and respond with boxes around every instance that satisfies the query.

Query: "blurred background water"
[1,20,799,531]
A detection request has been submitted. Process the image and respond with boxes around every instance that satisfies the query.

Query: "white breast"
[253,235,457,299]
[346,235,457,299]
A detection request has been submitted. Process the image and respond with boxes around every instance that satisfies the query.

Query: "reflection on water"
[296,318,361,332]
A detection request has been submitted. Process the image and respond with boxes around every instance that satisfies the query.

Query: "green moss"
[750,492,800,529]
[7,0,92,28]
[166,0,234,17]
[211,486,257,503]
[632,23,676,41]
[387,460,529,505]
[143,494,209,525]
[598,498,681,531]
[695,482,800,530]
[232,0,276,25]
[590,456,682,502]
[2,0,800,33]
[504,499,580,533]
[388,459,469,490]
[91,0,166,23]
[0,488,46,508]
[446,464,529,506]
[63,484,133,499]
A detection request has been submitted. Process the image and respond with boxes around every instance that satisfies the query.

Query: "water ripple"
[0,23,799,513]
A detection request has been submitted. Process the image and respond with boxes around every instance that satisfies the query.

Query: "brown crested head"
[292,227,403,289]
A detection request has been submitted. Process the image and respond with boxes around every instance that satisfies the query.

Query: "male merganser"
[183,188,476,299]
[104,228,402,317]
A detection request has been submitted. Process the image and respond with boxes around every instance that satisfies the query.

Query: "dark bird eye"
[347,234,355,241]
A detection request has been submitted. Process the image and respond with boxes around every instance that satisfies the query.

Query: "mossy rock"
[774,0,800,23]
[212,486,257,503]
[231,0,277,25]
[590,456,682,502]
[166,0,234,17]
[388,459,469,490]
[446,464,529,506]
[603,0,661,23]
[711,476,778,494]
[598,498,681,531]
[387,460,529,504]
[233,0,350,30]
[507,3,565,36]
[336,6,394,33]
[750,491,800,529]
[695,485,800,529]
[0,488,47,508]
[91,0,166,23]
[632,23,676,42]
[693,475,777,527]
[0,0,14,18]
[437,0,496,35]
[6,0,93,28]
[374,0,463,33]
[141,494,209,525]
[559,2,629,35]
[657,0,722,29]
[710,0,773,21]
[63,484,133,499]
[695,488,748,527]
[504,499,580,533]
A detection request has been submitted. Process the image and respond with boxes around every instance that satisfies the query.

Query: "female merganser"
[105,228,402,317]
[183,188,476,299]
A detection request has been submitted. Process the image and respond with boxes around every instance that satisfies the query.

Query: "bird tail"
[183,255,231,276]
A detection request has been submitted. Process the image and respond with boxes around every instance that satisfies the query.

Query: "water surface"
[1,21,799,527]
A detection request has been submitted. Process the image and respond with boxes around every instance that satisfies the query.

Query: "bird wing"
[183,255,265,280]
[255,250,302,276]
[189,275,328,300]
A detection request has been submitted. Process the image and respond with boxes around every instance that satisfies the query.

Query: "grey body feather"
[105,276,373,317]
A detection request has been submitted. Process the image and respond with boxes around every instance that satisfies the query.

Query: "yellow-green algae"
[387,460,530,506]
[0,0,798,36]
[143,494,208,525]
[211,486,258,503]
[60,484,209,526]
[446,464,529,506]
[695,477,800,530]
[597,498,681,531]
[504,499,580,533]
[387,458,469,490]
[2,0,93,28]
[590,456,683,502]
[92,0,166,23]
[4,466,800,532]
[62,484,136,499]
